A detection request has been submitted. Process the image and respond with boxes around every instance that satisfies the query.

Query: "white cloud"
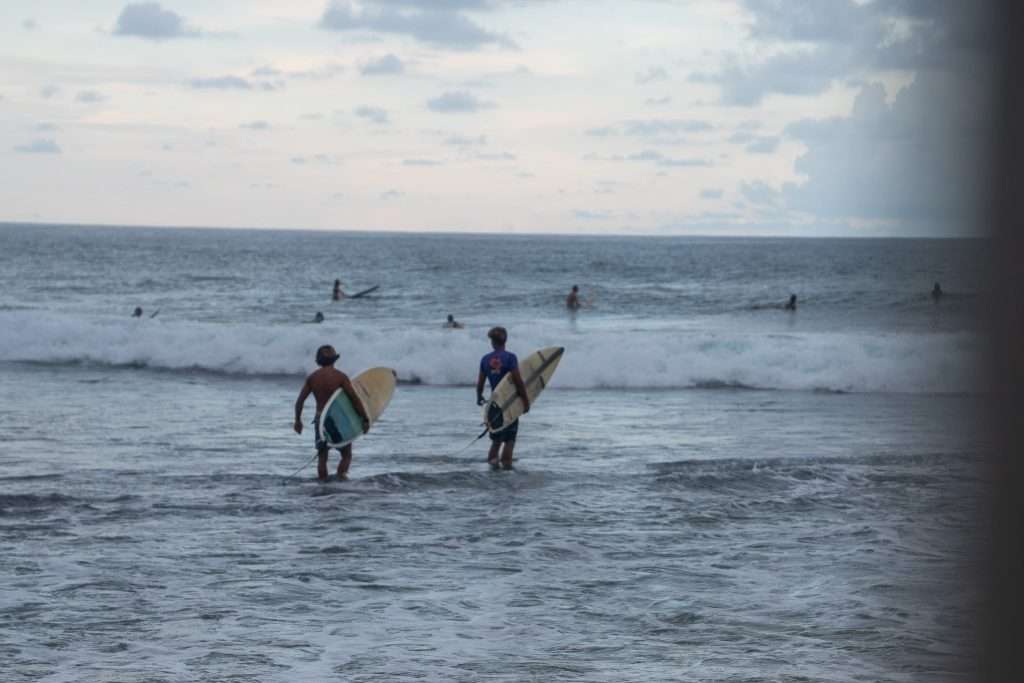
[75,90,108,103]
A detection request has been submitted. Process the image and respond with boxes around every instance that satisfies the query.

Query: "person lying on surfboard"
[476,326,529,470]
[293,345,370,481]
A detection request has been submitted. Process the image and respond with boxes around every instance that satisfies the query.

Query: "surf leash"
[281,453,319,485]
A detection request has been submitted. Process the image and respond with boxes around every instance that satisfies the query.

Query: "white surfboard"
[318,367,397,448]
[483,346,564,433]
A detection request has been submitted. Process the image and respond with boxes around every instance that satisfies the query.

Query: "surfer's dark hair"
[316,345,340,366]
[487,326,507,345]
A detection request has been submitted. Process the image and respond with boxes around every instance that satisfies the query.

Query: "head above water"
[316,345,340,367]
[447,314,455,322]
[487,326,508,348]
[572,285,579,293]
[334,279,340,286]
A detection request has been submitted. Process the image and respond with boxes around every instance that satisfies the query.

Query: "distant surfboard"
[318,367,396,448]
[349,285,379,299]
[483,346,564,433]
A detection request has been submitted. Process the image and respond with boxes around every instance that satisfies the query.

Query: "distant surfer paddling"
[293,345,370,481]
[444,314,464,329]
[476,326,529,470]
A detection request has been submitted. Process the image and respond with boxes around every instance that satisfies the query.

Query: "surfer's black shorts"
[489,419,518,444]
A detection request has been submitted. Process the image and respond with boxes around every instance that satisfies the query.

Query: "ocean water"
[0,224,989,681]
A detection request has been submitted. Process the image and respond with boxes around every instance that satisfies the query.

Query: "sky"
[0,1,997,236]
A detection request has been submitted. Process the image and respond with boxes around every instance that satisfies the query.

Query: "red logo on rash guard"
[489,357,503,374]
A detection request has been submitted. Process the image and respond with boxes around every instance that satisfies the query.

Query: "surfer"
[132,306,143,318]
[312,311,324,324]
[476,326,529,470]
[932,282,943,302]
[567,285,581,311]
[443,314,464,329]
[293,345,371,481]
[333,279,345,301]
[784,294,797,311]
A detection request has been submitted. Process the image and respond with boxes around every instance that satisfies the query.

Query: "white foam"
[0,311,982,394]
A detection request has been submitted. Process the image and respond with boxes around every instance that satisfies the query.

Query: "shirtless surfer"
[566,285,582,311]
[333,279,345,301]
[476,326,529,470]
[444,314,464,329]
[293,345,370,481]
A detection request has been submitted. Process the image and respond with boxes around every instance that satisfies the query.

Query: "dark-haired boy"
[294,345,370,480]
[476,326,530,470]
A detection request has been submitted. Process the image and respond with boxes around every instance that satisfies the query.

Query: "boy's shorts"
[489,419,518,444]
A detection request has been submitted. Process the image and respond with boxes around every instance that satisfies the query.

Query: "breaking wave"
[0,311,981,394]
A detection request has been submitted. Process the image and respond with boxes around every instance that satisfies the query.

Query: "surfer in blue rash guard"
[294,345,370,481]
[476,326,530,470]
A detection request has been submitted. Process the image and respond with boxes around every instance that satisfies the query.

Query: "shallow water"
[1,361,985,681]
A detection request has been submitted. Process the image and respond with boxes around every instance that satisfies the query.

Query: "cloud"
[36,123,59,132]
[360,54,405,76]
[476,152,516,161]
[380,189,404,199]
[779,76,991,227]
[291,154,336,165]
[403,158,443,166]
[444,134,487,147]
[189,76,280,91]
[40,85,60,99]
[23,19,37,31]
[14,139,61,154]
[739,180,779,206]
[427,91,494,113]
[76,90,107,103]
[635,66,668,84]
[587,119,713,137]
[240,120,271,130]
[700,188,724,199]
[745,136,779,154]
[693,1,997,106]
[354,105,390,124]
[319,1,513,50]
[586,150,711,168]
[646,96,672,106]
[574,210,612,220]
[252,63,343,82]
[113,2,197,40]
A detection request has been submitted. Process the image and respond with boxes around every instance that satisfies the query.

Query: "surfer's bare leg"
[316,448,330,481]
[337,444,353,480]
[487,442,501,467]
[500,441,515,470]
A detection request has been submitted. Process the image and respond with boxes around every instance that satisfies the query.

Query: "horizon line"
[0,220,986,240]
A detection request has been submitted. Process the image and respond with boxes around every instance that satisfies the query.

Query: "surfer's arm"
[293,379,311,433]
[510,368,530,413]
[340,376,371,433]
[476,371,486,405]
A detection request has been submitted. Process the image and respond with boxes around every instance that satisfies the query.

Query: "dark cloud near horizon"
[693,0,996,106]
[319,1,514,50]
[14,138,61,154]
[113,3,197,40]
[427,91,495,113]
[779,76,992,227]
[360,54,405,75]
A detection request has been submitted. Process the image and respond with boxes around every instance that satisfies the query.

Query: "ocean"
[0,223,989,681]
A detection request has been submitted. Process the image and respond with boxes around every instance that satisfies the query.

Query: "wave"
[0,311,982,394]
